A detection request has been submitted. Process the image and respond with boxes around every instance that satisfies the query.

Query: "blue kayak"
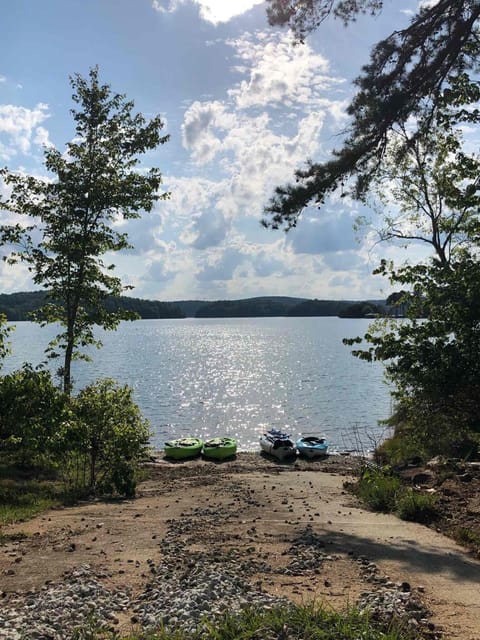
[295,435,328,459]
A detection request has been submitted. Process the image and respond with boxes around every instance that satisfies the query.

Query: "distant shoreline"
[1,291,388,321]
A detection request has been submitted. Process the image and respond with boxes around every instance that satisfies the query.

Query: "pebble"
[0,565,130,639]
[0,515,438,639]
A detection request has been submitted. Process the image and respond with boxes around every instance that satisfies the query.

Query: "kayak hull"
[295,436,329,459]
[260,430,296,461]
[202,437,237,460]
[164,437,203,460]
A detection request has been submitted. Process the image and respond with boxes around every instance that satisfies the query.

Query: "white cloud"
[0,102,50,159]
[227,32,343,110]
[144,259,177,282]
[179,31,351,232]
[182,101,235,163]
[152,0,263,24]
[33,126,52,148]
[0,75,6,83]
[418,0,440,8]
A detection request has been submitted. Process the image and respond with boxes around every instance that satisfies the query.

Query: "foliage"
[196,297,291,317]
[0,292,47,321]
[287,298,352,316]
[395,489,438,524]
[452,526,480,551]
[195,297,370,317]
[0,479,61,526]
[339,89,480,459]
[103,296,184,319]
[0,369,149,498]
[346,256,480,459]
[67,379,150,497]
[0,291,185,321]
[362,119,480,265]
[199,603,409,640]
[354,464,438,523]
[354,464,402,512]
[0,364,68,466]
[337,302,383,318]
[374,433,426,467]
[262,0,480,229]
[266,0,383,38]
[0,313,12,367]
[0,67,169,393]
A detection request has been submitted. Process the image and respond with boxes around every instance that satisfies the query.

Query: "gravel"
[0,521,438,639]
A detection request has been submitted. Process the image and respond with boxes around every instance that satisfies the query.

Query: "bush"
[374,433,426,467]
[353,464,439,525]
[0,371,150,502]
[452,526,480,552]
[395,489,438,523]
[382,399,480,463]
[0,365,68,467]
[355,465,402,512]
[67,379,150,497]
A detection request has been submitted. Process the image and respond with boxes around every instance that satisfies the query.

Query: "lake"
[3,317,392,452]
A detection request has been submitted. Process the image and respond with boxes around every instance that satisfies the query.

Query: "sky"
[0,0,425,302]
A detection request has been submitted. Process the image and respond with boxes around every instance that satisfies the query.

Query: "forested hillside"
[0,292,185,320]
[1,292,388,320]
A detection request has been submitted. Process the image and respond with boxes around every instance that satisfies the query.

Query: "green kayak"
[202,436,237,460]
[164,437,203,460]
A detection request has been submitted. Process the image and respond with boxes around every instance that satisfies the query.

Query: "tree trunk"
[63,328,75,395]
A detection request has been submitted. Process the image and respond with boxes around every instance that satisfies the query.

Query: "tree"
[262,0,480,229]
[362,119,480,266]
[266,0,383,38]
[0,67,169,392]
[348,256,480,458]
[342,115,480,458]
[70,379,150,496]
[266,1,480,458]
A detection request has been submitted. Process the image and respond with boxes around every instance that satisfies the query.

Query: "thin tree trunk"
[63,327,75,395]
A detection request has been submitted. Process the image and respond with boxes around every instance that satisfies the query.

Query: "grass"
[395,490,438,523]
[354,466,403,512]
[0,530,29,544]
[0,479,62,526]
[351,465,438,524]
[77,604,416,640]
[451,526,480,550]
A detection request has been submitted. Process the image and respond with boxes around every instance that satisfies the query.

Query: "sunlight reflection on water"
[4,317,392,452]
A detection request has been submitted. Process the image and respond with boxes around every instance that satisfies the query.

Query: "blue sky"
[1,0,422,301]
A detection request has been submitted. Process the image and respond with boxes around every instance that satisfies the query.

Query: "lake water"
[3,317,392,452]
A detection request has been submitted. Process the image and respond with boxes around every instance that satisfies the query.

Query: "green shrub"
[374,433,426,467]
[396,489,438,523]
[66,379,151,497]
[0,365,68,466]
[452,526,480,551]
[355,465,402,512]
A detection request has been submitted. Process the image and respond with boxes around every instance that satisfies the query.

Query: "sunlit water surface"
[4,317,392,452]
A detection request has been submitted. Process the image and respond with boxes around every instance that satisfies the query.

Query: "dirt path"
[1,455,479,638]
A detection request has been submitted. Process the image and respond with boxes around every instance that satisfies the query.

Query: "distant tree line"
[195,297,387,317]
[0,292,185,321]
[1,291,392,320]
